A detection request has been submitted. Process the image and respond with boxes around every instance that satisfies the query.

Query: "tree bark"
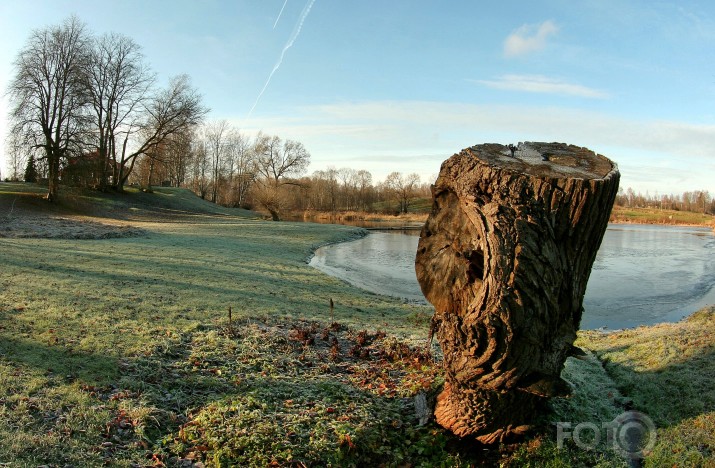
[415,142,619,443]
[47,151,61,202]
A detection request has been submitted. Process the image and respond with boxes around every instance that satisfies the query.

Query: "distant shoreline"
[284,205,715,230]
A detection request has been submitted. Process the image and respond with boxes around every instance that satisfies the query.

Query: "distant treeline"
[125,120,431,218]
[615,187,714,214]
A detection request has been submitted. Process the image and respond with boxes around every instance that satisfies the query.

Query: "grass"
[610,205,715,227]
[1,182,713,466]
[579,307,715,467]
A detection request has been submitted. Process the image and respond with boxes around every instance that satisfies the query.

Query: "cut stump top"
[469,142,616,180]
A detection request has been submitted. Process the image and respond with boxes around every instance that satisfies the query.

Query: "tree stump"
[415,142,619,443]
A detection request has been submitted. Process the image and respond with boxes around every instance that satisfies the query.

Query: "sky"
[1,0,715,195]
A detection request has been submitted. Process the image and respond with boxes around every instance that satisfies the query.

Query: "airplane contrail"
[273,0,289,29]
[248,0,316,117]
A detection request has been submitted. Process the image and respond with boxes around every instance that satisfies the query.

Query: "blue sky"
[1,0,714,195]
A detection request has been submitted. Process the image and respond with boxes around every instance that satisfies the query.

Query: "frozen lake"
[310,224,715,330]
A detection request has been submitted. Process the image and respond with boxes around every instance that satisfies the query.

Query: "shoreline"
[308,221,714,331]
[283,206,715,230]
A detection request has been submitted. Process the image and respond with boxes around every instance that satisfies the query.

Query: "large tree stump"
[415,142,619,443]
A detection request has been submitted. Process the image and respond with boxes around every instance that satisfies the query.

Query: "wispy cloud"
[504,20,558,57]
[476,74,610,99]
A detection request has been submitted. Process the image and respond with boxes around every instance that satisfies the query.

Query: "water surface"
[310,224,715,330]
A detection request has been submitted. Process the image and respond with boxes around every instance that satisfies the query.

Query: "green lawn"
[0,183,712,466]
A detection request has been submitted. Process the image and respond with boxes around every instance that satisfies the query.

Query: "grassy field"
[1,182,713,466]
[610,205,715,227]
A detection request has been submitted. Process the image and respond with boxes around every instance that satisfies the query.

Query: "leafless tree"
[252,133,310,220]
[113,74,208,191]
[384,171,420,213]
[203,120,231,203]
[337,167,357,210]
[8,15,90,201]
[355,169,374,211]
[254,133,310,183]
[5,132,30,181]
[190,138,211,199]
[226,131,256,207]
[310,168,339,212]
[145,127,197,188]
[84,32,154,190]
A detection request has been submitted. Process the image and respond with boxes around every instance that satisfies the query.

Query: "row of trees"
[130,119,429,220]
[616,187,715,214]
[128,121,312,220]
[289,169,428,216]
[7,16,207,201]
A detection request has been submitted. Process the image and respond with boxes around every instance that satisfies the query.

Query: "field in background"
[287,197,715,228]
[610,205,715,227]
[0,182,712,466]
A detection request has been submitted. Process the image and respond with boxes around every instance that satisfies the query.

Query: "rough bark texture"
[415,142,619,443]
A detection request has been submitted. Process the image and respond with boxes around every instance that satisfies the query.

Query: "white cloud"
[504,20,558,57]
[476,74,609,99]
[237,100,715,194]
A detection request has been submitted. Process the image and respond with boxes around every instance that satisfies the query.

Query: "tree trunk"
[146,157,155,191]
[46,152,61,202]
[415,142,619,443]
[267,207,281,221]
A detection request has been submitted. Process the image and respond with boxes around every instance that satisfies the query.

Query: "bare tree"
[203,120,231,203]
[226,131,256,207]
[84,32,154,190]
[254,134,310,183]
[8,16,90,201]
[253,133,310,220]
[355,169,373,211]
[164,128,195,187]
[190,138,210,199]
[112,74,208,191]
[337,167,357,210]
[5,132,30,181]
[307,167,339,212]
[384,171,420,213]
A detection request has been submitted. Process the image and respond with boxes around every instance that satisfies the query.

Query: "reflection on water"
[310,224,715,330]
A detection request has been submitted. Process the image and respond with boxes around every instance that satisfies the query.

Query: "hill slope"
[0,182,258,221]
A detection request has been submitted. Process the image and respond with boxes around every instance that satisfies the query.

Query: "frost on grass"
[0,215,145,239]
[158,318,449,466]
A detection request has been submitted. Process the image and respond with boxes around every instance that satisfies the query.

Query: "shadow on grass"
[580,310,715,465]
[0,336,119,384]
[0,315,495,465]
[595,346,715,427]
